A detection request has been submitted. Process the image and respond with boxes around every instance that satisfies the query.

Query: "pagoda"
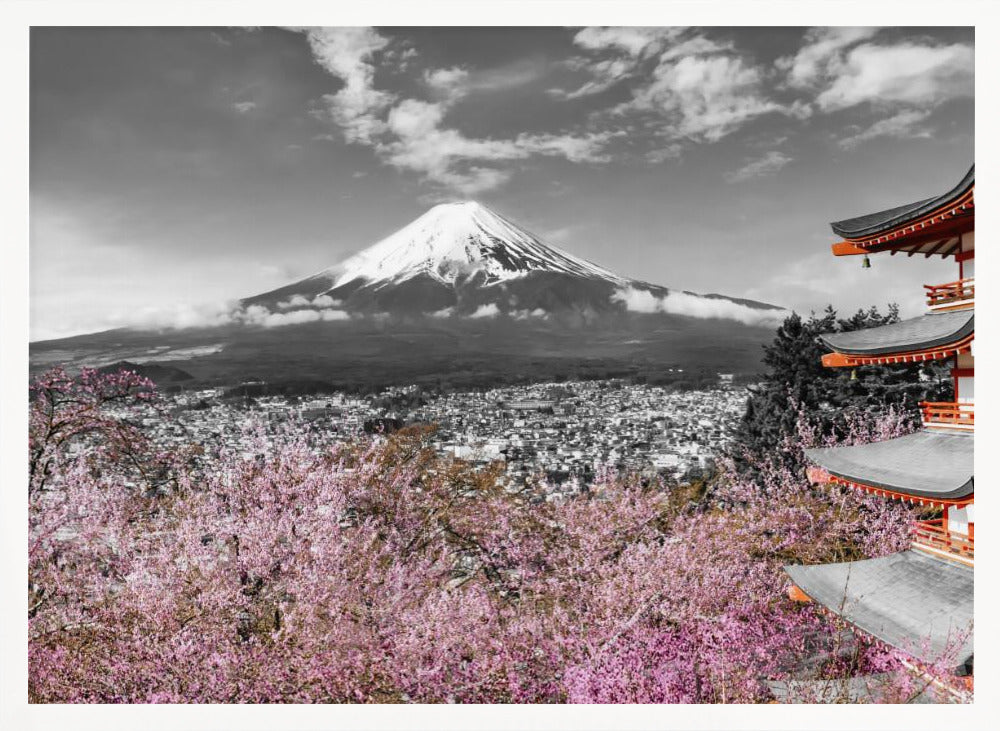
[784,165,974,691]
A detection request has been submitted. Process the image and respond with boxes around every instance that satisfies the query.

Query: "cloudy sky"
[30,26,973,340]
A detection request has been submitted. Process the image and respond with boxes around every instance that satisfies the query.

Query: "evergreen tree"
[730,305,952,472]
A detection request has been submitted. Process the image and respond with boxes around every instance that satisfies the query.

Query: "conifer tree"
[731,305,952,472]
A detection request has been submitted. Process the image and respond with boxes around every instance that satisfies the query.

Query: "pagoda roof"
[784,550,973,671]
[804,430,973,502]
[829,165,973,256]
[819,310,973,360]
[832,165,974,239]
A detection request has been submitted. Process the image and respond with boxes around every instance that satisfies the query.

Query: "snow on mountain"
[315,201,631,291]
[241,200,787,325]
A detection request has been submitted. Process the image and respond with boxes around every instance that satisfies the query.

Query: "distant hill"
[98,360,194,385]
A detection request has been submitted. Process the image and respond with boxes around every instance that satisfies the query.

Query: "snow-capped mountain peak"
[319,200,629,290]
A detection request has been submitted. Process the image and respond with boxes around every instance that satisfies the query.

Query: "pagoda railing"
[925,277,974,310]
[911,518,973,566]
[920,401,974,431]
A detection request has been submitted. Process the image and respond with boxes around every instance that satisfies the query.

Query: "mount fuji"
[243,201,782,323]
[31,202,789,389]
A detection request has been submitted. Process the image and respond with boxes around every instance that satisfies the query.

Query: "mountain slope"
[32,201,789,386]
[244,201,782,320]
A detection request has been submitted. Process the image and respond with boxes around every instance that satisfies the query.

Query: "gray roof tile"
[820,310,973,356]
[805,430,973,500]
[785,550,973,669]
[830,165,974,239]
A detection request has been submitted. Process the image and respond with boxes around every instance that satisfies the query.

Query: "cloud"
[299,27,395,144]
[311,294,343,308]
[424,66,471,102]
[838,109,933,149]
[572,27,678,58]
[561,27,791,146]
[612,286,663,313]
[778,27,879,88]
[814,41,973,111]
[115,299,357,332]
[276,294,312,309]
[232,100,257,114]
[552,27,698,100]
[743,249,952,320]
[549,56,638,99]
[376,96,615,193]
[779,29,973,113]
[429,307,455,318]
[468,303,500,319]
[112,300,242,331]
[613,286,788,327]
[239,304,349,328]
[294,27,616,195]
[624,54,792,142]
[723,151,792,183]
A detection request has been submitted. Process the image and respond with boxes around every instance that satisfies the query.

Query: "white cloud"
[294,27,616,195]
[239,305,350,328]
[743,249,953,320]
[815,42,974,111]
[468,303,500,319]
[613,286,788,327]
[778,27,879,88]
[429,307,455,318]
[299,27,395,144]
[612,286,662,313]
[561,28,789,145]
[572,27,679,58]
[424,66,470,102]
[377,108,614,194]
[723,151,792,183]
[625,54,790,142]
[838,109,933,149]
[232,101,257,114]
[111,300,242,331]
[549,56,637,99]
[312,294,343,308]
[554,28,730,101]
[276,294,313,309]
[779,29,973,118]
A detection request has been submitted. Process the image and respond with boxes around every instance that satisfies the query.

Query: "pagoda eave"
[830,165,974,242]
[812,471,973,509]
[784,551,973,672]
[821,335,973,367]
[804,431,973,503]
[818,310,973,367]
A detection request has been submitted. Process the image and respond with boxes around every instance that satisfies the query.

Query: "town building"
[785,165,974,694]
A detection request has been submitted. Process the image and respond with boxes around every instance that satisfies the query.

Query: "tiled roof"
[819,310,973,357]
[804,430,973,500]
[785,550,973,671]
[830,165,974,239]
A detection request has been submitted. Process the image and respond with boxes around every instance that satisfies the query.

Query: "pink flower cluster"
[27,369,956,703]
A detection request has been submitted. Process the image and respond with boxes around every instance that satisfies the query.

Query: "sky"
[30,26,973,341]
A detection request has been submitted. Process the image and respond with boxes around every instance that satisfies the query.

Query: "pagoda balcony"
[921,401,974,432]
[911,519,973,566]
[925,277,974,311]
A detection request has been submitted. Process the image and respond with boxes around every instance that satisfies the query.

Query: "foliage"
[27,368,966,703]
[730,306,952,473]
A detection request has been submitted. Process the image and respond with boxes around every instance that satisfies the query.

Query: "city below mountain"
[31,202,789,390]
